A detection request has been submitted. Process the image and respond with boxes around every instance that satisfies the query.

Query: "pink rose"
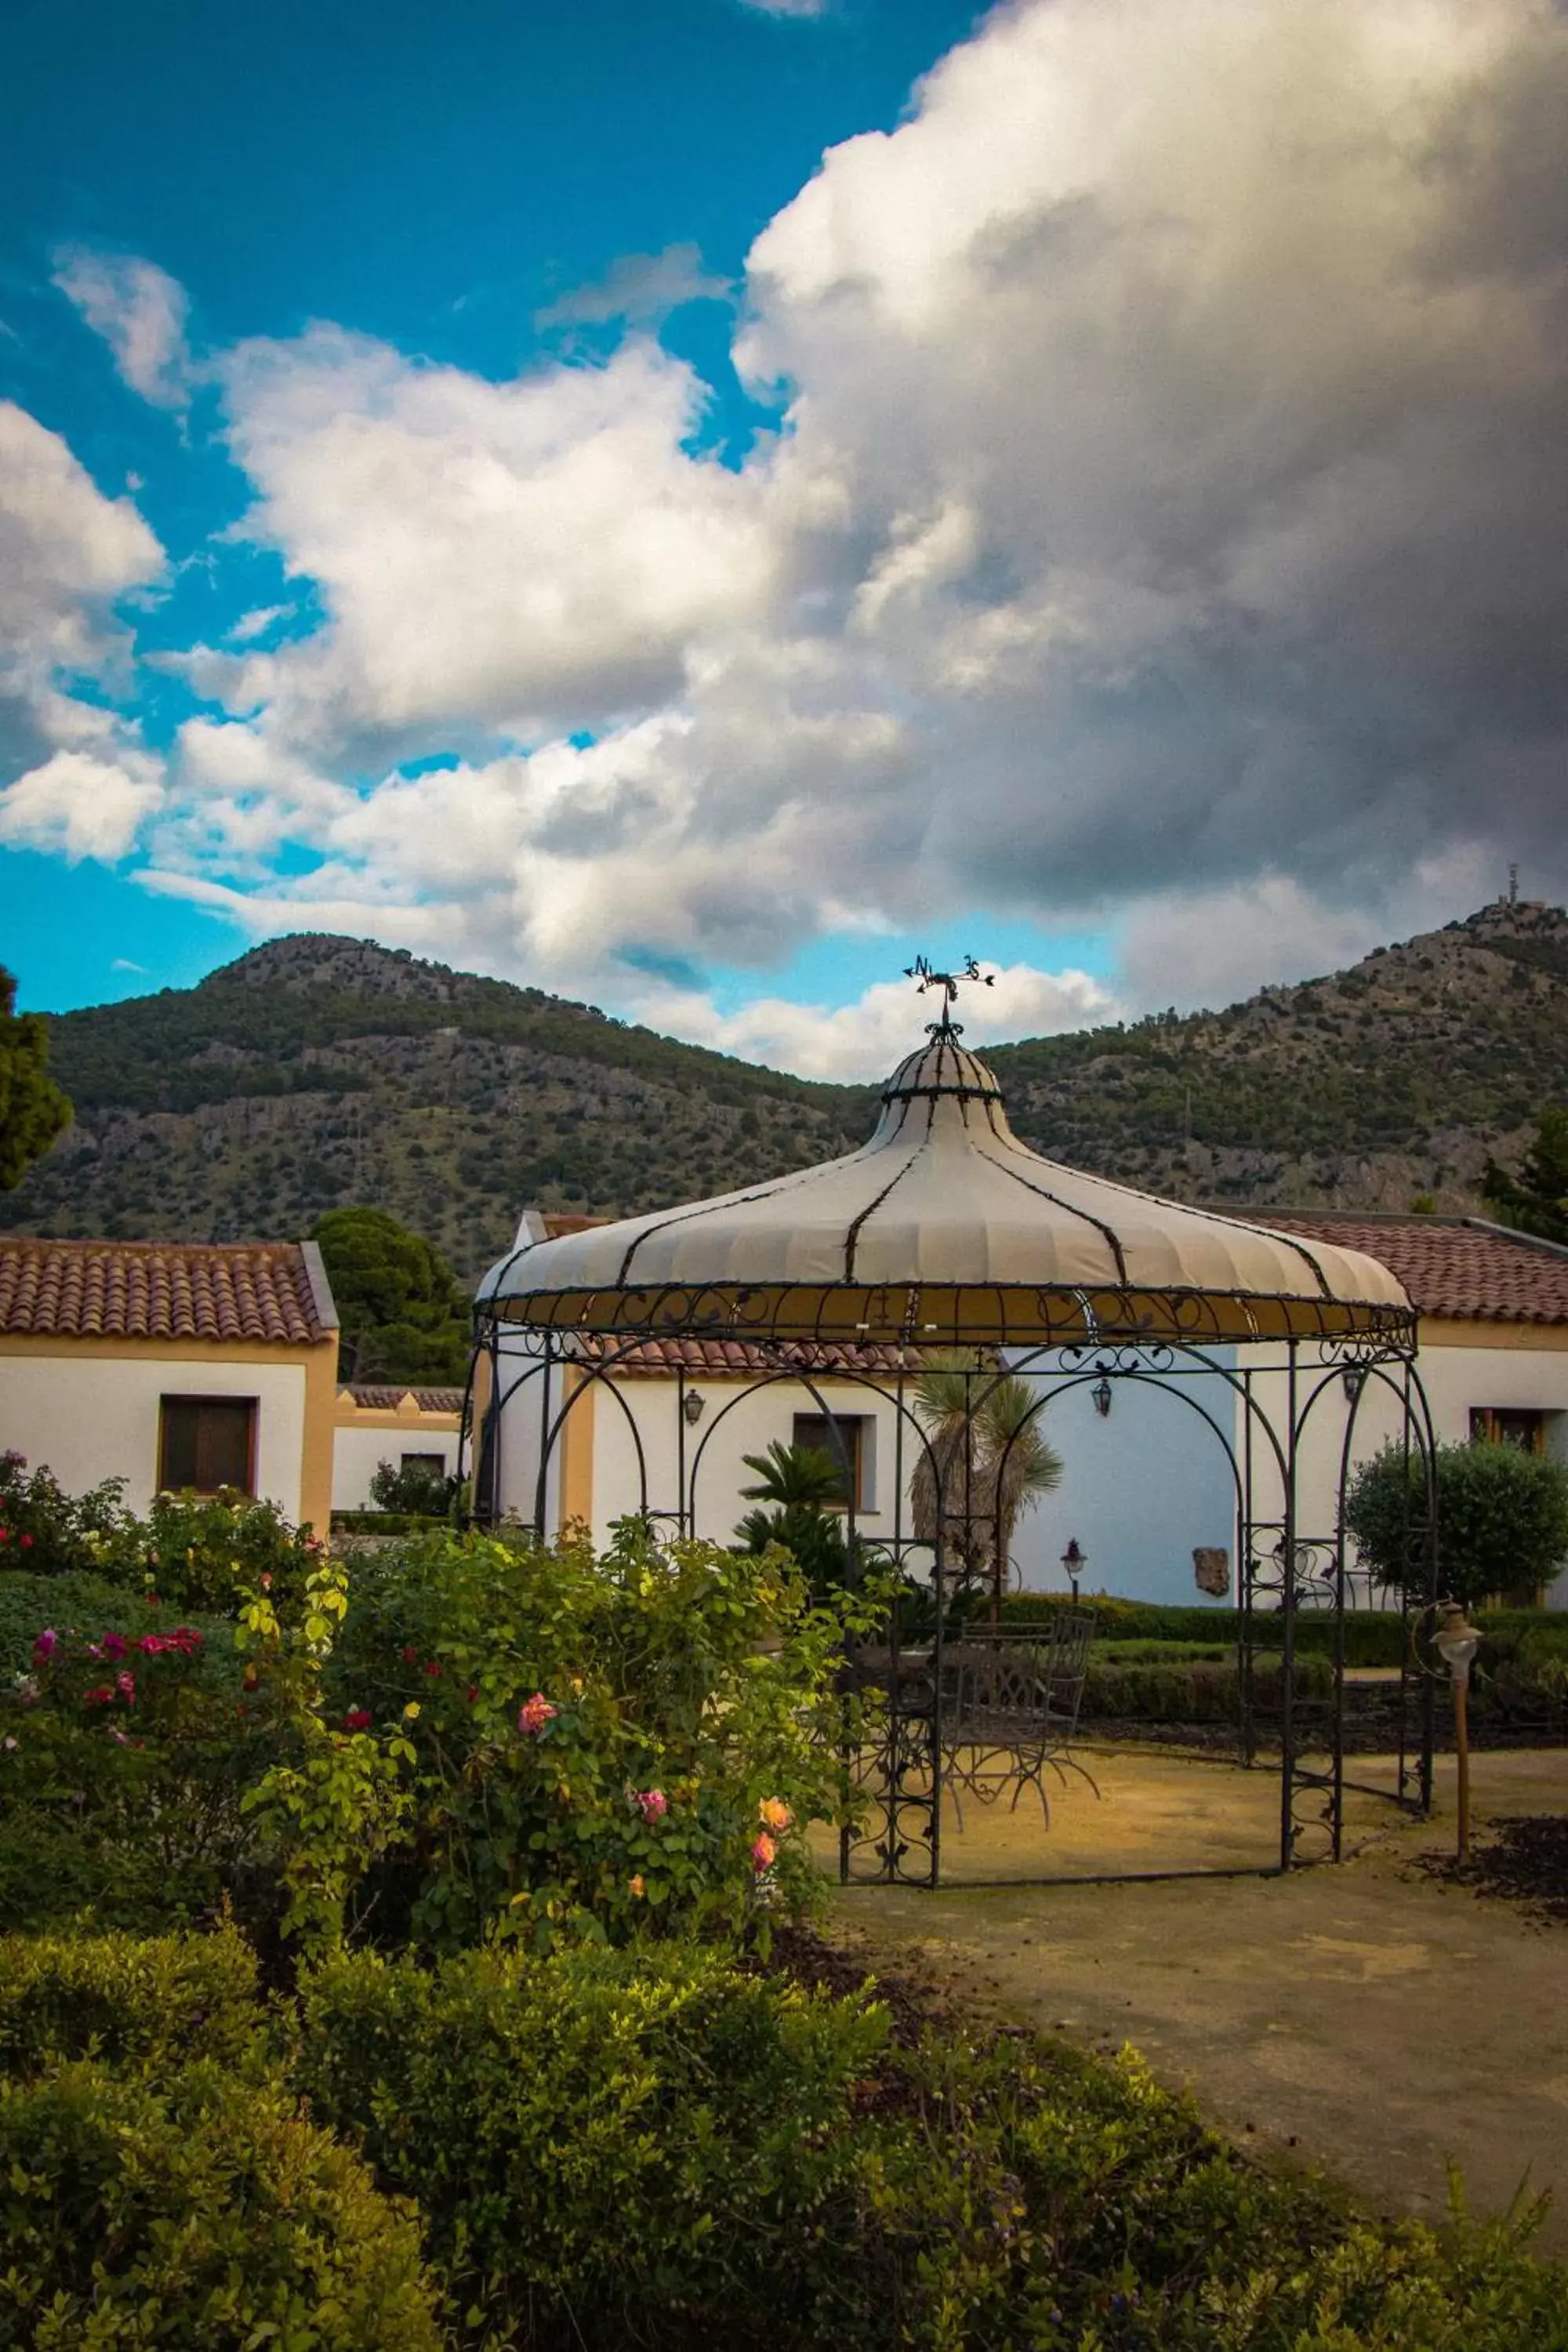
[751,1833,777,1872]
[517,1693,557,1736]
[633,1788,668,1824]
[32,1630,58,1661]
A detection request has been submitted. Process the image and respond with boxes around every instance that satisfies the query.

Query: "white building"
[331,1383,464,1510]
[0,1236,339,1530]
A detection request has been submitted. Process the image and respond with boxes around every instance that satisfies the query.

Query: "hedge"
[1082,1651,1332,1722]
[0,1924,260,2082]
[0,2061,443,2350]
[292,1936,1568,2351]
[1000,1593,1568,1670]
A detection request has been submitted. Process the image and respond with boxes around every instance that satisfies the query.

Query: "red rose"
[342,1708,373,1732]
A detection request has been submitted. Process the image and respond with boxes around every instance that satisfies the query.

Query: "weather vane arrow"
[902,953,994,1037]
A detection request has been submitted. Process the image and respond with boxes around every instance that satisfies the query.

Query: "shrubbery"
[3,1478,1567,2349]
[1346,1437,1568,1609]
[291,1936,1568,2351]
[0,1599,276,1933]
[1,2064,442,2348]
[0,1448,322,1609]
[313,1516,877,1951]
[368,1454,459,1516]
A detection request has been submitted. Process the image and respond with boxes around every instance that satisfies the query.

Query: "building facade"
[332,1384,464,1510]
[0,1237,339,1530]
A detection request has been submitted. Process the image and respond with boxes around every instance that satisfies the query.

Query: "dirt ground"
[827,1747,1568,2253]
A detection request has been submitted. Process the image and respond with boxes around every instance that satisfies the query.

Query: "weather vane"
[903,953,994,1037]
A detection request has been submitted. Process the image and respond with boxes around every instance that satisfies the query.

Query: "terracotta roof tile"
[344,1384,466,1412]
[0,1238,332,1345]
[1256,1215,1568,1326]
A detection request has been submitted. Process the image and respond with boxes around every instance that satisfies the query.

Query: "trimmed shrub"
[1081,1651,1332,1723]
[292,1940,1568,2352]
[296,1940,892,2341]
[1001,1595,1568,1671]
[0,1569,184,1675]
[0,2060,442,2350]
[0,1923,260,2082]
[1346,1437,1568,1609]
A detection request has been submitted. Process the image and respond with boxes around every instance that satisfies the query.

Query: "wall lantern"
[1342,1366,1367,1405]
[1092,1377,1113,1418]
[681,1391,706,1427]
[1061,1537,1086,1601]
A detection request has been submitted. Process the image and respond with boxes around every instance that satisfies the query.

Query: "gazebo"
[469,965,1439,1886]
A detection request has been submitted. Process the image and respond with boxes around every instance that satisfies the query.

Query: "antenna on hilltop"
[903,953,995,1039]
[1508,863,1519,906]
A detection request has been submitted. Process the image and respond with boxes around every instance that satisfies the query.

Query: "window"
[400,1451,446,1475]
[158,1397,257,1495]
[1469,1407,1546,1454]
[792,1412,874,1511]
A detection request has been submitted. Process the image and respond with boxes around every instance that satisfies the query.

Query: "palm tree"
[910,1354,1062,1618]
[735,1440,851,1598]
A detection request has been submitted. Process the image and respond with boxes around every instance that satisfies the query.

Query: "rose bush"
[312,1516,883,1953]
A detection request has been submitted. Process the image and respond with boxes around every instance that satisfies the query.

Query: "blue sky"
[2,0,1563,1074]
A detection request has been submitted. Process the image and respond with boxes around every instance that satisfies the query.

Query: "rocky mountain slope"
[5,901,1566,1276]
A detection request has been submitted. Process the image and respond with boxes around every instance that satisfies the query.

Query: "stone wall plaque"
[1192,1545,1230,1598]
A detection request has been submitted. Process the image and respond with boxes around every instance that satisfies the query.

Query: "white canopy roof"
[478,1029,1413,1348]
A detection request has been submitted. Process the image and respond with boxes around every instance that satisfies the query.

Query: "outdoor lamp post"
[1434,1603,1482,1863]
[1061,1537,1085,1602]
[681,1390,706,1427]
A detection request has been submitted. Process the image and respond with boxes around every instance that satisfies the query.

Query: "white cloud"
[1119,848,1504,1014]
[226,605,289,644]
[739,0,833,15]
[627,961,1120,1080]
[53,248,193,409]
[535,244,732,331]
[207,327,778,749]
[53,0,1568,1037]
[0,401,164,785]
[0,748,163,862]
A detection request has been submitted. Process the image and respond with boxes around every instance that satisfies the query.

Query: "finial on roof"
[902,952,995,1038]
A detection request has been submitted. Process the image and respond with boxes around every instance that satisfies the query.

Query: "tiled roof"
[343,1384,466,1412]
[575,1335,935,1378]
[1257,1215,1568,1327]
[0,1238,334,1345]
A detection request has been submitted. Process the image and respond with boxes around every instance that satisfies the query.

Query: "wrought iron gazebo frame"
[460,1286,1441,1889]
[461,956,1439,1889]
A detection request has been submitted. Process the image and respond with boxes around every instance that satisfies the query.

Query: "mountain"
[5,901,1566,1275]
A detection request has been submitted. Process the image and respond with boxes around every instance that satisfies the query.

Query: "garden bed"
[1417,1813,1568,1927]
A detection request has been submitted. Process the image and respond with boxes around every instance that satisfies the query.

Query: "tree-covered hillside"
[5,902,1566,1276]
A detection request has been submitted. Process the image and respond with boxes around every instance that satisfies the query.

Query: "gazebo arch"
[466,969,1439,1888]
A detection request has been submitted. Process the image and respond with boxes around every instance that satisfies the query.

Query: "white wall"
[1238,1329,1568,1607]
[1008,1349,1240,1606]
[332,1421,461,1511]
[489,1350,909,1549]
[0,1354,309,1519]
[601,1374,902,1545]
